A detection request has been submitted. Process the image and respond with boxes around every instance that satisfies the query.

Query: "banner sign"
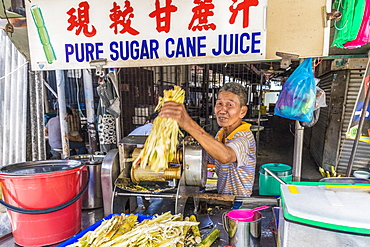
[346,59,370,143]
[25,0,267,71]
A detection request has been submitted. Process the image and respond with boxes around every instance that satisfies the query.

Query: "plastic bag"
[300,85,328,127]
[301,108,321,128]
[97,72,121,118]
[274,58,316,122]
[315,86,327,110]
[344,0,370,49]
[331,0,366,48]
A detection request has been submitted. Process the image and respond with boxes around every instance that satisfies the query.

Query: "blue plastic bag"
[274,58,316,122]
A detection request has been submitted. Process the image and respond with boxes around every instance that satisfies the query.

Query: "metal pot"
[222,206,268,247]
[67,155,105,209]
[183,145,207,187]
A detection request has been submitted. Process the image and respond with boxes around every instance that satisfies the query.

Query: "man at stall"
[128,112,158,136]
[160,82,256,197]
[45,107,87,158]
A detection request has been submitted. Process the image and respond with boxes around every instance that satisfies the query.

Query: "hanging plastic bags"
[344,0,370,49]
[274,58,316,123]
[300,82,328,128]
[331,0,366,48]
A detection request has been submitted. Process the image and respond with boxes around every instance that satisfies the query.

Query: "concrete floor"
[252,115,322,196]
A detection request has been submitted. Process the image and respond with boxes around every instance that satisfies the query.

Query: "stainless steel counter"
[0,196,278,247]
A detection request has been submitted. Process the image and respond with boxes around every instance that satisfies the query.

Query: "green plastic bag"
[331,0,366,48]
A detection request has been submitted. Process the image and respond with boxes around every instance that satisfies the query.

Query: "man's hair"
[66,107,73,116]
[218,82,248,106]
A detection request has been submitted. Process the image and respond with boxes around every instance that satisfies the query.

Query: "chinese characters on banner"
[67,1,97,37]
[26,0,268,71]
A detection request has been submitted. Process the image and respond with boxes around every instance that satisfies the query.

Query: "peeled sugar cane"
[67,212,200,247]
[189,215,202,244]
[134,86,185,173]
[196,228,220,247]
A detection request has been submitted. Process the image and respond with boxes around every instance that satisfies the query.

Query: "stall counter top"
[0,196,278,247]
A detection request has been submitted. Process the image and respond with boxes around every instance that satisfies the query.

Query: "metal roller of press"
[110,135,207,216]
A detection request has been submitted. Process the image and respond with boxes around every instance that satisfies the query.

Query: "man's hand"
[159,101,193,130]
[160,101,237,164]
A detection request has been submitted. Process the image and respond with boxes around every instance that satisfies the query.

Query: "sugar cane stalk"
[190,214,202,244]
[196,228,221,247]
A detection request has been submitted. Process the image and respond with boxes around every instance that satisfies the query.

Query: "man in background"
[128,112,158,136]
[45,107,87,158]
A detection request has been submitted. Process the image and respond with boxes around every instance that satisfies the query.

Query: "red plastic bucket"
[0,160,87,246]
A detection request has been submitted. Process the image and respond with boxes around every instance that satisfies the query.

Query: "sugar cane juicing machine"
[104,135,208,216]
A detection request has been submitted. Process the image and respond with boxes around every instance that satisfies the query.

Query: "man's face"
[214,91,247,128]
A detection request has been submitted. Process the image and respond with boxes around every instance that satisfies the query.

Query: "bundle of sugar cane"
[134,86,185,173]
[67,214,138,247]
[101,212,199,247]
[67,211,201,247]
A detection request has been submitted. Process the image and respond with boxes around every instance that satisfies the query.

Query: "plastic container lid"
[353,170,370,179]
[281,184,370,235]
[225,209,255,222]
[260,163,292,176]
[0,160,83,175]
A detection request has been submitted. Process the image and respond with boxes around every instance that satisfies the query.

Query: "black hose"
[0,169,90,215]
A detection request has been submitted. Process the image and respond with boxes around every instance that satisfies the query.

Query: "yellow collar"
[217,121,251,142]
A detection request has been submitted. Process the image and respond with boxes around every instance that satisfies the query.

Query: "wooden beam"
[198,193,235,206]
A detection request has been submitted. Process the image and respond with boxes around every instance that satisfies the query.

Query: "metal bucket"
[67,155,105,209]
[223,209,263,247]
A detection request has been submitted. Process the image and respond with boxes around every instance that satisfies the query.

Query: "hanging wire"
[74,69,86,118]
[338,0,348,10]
[42,78,58,98]
[1,0,13,35]
[0,61,28,81]
[314,57,324,68]
[334,19,348,30]
[314,57,324,77]
[1,0,9,22]
[334,0,348,30]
